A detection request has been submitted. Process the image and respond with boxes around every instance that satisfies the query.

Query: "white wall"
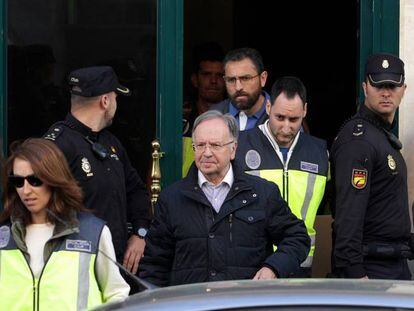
[400,0,414,222]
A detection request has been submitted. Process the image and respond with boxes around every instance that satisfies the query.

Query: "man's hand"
[253,267,277,280]
[123,235,145,274]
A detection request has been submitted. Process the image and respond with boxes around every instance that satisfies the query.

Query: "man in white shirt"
[139,110,309,286]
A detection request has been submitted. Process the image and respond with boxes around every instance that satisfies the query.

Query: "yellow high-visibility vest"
[0,214,104,310]
[249,168,327,267]
[237,128,329,268]
[182,136,195,177]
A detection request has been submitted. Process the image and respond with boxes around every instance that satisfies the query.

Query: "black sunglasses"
[8,175,43,188]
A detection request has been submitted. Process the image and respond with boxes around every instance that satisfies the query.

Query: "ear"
[191,73,199,88]
[362,82,368,98]
[303,102,308,118]
[260,71,268,88]
[265,98,271,115]
[100,94,110,110]
[230,141,238,160]
[398,84,408,105]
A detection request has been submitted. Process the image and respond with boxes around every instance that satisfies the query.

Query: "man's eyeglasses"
[192,140,234,152]
[8,175,43,188]
[223,73,261,85]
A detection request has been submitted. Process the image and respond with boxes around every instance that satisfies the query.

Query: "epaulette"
[351,119,365,137]
[44,124,65,141]
[337,116,365,138]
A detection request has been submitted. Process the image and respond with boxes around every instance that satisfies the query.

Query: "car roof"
[97,279,414,311]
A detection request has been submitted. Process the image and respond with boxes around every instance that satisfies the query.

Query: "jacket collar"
[259,120,302,166]
[185,161,251,188]
[197,164,234,188]
[358,103,395,131]
[65,113,99,141]
[10,210,80,253]
[182,161,252,205]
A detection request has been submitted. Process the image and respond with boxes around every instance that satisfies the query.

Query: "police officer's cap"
[365,53,405,87]
[68,66,130,97]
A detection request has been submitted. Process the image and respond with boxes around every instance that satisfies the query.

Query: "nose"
[234,78,243,91]
[379,87,392,97]
[22,180,32,194]
[282,119,291,131]
[203,145,213,157]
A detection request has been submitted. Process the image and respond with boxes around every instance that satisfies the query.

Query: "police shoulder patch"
[351,168,368,189]
[44,125,64,141]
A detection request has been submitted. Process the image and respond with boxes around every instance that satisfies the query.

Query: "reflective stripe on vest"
[182,136,195,177]
[247,169,326,267]
[0,248,102,310]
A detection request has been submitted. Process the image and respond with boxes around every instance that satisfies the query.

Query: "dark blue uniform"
[44,113,151,261]
[331,104,411,279]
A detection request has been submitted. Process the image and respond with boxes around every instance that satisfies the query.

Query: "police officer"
[44,66,151,276]
[331,53,411,279]
[236,76,329,277]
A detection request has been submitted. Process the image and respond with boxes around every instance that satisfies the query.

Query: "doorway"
[184,0,358,148]
[7,0,157,179]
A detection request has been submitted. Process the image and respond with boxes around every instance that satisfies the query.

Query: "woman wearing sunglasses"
[0,138,129,310]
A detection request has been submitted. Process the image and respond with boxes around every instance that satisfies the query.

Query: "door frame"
[358,0,400,132]
[156,0,183,187]
[0,0,6,157]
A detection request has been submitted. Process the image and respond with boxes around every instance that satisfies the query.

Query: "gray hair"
[192,110,239,142]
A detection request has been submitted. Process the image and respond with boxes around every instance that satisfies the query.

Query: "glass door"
[7,0,157,181]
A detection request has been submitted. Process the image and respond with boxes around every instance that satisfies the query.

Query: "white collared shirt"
[198,165,234,213]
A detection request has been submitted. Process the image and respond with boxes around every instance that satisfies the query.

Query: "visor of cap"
[368,73,404,87]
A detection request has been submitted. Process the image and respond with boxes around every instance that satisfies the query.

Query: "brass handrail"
[150,139,164,215]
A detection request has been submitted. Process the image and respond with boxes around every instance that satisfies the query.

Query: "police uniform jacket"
[139,162,310,286]
[236,125,328,268]
[44,114,151,260]
[331,104,411,278]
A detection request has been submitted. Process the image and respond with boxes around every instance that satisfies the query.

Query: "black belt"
[363,243,413,260]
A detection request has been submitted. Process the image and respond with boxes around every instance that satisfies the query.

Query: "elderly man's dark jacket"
[139,162,310,286]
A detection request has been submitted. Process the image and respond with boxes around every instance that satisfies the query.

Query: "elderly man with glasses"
[210,47,269,131]
[139,110,309,287]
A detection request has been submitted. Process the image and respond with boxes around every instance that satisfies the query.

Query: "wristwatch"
[137,228,148,239]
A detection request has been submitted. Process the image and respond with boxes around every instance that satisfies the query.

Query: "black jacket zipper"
[229,213,233,244]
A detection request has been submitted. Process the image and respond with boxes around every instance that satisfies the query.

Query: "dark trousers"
[364,258,411,280]
[290,267,312,278]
